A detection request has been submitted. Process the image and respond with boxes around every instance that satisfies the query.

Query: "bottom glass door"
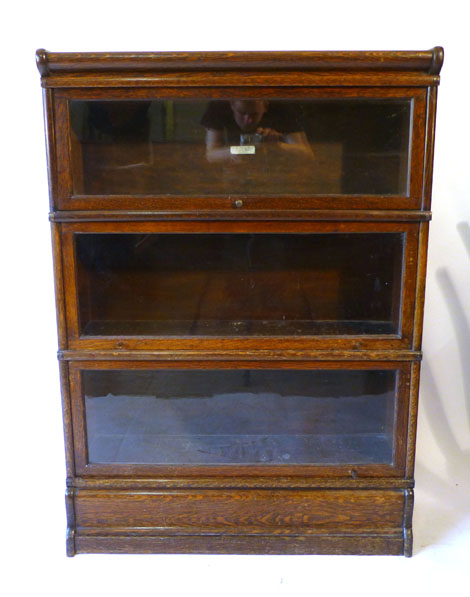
[70,364,409,474]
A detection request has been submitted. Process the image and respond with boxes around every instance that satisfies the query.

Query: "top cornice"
[36,48,444,88]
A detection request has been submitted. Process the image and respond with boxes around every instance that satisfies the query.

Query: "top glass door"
[65,95,416,202]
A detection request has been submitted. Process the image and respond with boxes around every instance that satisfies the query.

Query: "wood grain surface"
[37,48,443,556]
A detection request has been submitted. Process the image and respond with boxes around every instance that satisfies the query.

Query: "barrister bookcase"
[36,48,443,556]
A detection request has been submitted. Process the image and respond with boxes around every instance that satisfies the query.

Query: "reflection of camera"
[240,133,263,145]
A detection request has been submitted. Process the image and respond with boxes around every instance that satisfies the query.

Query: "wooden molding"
[36,48,444,88]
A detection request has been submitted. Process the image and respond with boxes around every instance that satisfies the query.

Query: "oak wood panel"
[73,533,405,555]
[42,72,440,89]
[74,488,405,532]
[72,476,414,490]
[50,210,432,222]
[422,86,439,211]
[54,94,73,209]
[55,85,430,99]
[71,488,406,553]
[59,196,426,213]
[405,361,422,479]
[412,222,430,351]
[59,361,75,478]
[58,349,422,361]
[41,88,57,211]
[51,223,68,350]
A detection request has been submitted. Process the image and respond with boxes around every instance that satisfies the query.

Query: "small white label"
[230,145,256,155]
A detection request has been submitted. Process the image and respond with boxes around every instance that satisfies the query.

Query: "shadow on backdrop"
[414,221,470,551]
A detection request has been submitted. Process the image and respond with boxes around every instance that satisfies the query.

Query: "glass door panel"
[83,368,397,466]
[69,98,412,197]
[75,232,404,338]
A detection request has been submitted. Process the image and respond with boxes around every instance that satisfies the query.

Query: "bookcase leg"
[65,486,76,557]
[404,488,414,557]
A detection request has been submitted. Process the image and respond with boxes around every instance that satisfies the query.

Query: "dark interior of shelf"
[76,233,403,338]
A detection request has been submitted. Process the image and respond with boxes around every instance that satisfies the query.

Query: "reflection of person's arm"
[278,132,315,159]
[205,129,235,162]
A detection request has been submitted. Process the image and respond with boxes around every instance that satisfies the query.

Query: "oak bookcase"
[36,48,443,556]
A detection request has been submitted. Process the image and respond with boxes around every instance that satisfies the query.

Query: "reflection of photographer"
[201,100,314,162]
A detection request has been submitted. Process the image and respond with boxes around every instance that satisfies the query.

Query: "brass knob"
[234,199,243,208]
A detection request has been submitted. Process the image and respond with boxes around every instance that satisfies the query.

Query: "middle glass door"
[62,221,418,350]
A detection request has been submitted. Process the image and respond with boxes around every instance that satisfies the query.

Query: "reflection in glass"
[69,99,411,196]
[75,233,404,337]
[84,369,396,465]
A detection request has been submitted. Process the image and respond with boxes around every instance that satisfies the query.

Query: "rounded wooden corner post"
[36,49,49,77]
[429,46,444,75]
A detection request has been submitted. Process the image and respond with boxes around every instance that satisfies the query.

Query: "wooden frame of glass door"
[68,359,412,479]
[50,87,427,212]
[60,220,420,352]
